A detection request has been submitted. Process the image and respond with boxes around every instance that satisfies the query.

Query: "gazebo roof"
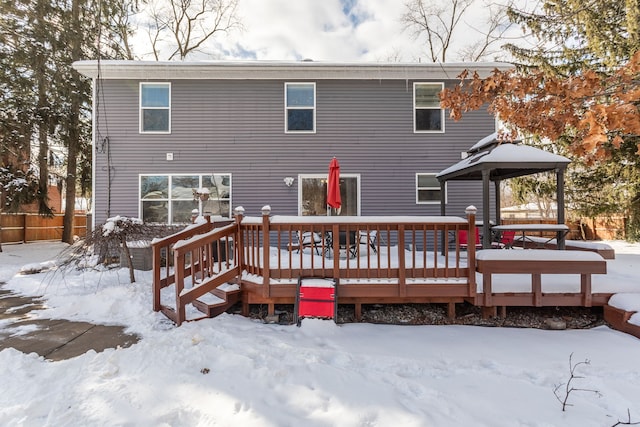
[436,133,571,182]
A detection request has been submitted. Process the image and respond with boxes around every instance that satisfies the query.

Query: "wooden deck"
[151,207,612,326]
[476,249,607,318]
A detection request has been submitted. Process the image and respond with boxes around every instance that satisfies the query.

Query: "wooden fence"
[500,217,626,240]
[0,213,87,243]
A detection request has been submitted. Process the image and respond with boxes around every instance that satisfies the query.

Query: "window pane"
[301,178,328,216]
[415,84,440,108]
[300,176,358,216]
[142,200,168,222]
[415,109,442,131]
[287,109,313,131]
[418,189,440,202]
[418,174,439,187]
[141,176,168,199]
[141,84,169,107]
[142,173,232,224]
[142,109,169,132]
[203,200,231,217]
[340,177,359,216]
[203,174,231,199]
[172,200,198,223]
[286,84,314,107]
[172,175,199,199]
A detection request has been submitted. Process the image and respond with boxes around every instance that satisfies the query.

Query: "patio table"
[491,223,570,250]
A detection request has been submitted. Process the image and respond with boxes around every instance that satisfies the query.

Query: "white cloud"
[131,0,526,62]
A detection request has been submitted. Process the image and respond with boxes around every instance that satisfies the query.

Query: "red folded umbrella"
[327,157,341,210]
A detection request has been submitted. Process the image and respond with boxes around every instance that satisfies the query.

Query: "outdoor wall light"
[283,177,295,187]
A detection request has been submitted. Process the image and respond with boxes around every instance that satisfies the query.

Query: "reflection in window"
[285,82,315,132]
[139,174,231,223]
[141,176,168,199]
[416,173,444,204]
[171,176,199,199]
[140,82,171,133]
[300,175,359,216]
[414,83,444,132]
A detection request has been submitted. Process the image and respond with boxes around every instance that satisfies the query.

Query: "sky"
[132,0,525,62]
[1,240,640,426]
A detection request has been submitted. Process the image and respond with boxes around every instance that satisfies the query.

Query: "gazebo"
[436,133,571,249]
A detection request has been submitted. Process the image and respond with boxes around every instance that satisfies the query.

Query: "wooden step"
[192,287,241,318]
[604,305,640,339]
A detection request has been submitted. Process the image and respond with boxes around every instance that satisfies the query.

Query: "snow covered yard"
[0,241,639,426]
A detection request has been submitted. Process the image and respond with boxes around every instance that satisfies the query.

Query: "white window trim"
[139,173,232,223]
[139,82,172,134]
[413,82,445,134]
[416,173,446,204]
[285,82,316,134]
[297,173,361,216]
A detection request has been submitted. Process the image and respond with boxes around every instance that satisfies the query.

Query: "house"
[73,60,509,228]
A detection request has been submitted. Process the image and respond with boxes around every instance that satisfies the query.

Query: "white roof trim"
[73,60,513,80]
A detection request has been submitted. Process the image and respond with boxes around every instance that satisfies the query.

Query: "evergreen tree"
[505,0,639,73]
[441,0,640,239]
[506,0,640,239]
[1,0,137,242]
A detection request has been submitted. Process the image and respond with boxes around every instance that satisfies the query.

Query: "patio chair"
[491,230,516,249]
[358,230,378,254]
[459,228,482,250]
[294,276,338,326]
[326,231,358,258]
[296,231,324,255]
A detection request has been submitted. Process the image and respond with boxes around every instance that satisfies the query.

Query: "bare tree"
[553,353,601,412]
[101,0,140,60]
[457,1,514,61]
[143,0,242,60]
[402,0,513,62]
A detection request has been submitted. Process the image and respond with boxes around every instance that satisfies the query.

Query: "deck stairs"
[192,285,241,318]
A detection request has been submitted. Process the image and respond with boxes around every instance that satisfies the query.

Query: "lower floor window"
[140,173,231,224]
[299,174,360,216]
[416,173,444,204]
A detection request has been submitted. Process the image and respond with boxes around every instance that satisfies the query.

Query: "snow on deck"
[476,249,605,262]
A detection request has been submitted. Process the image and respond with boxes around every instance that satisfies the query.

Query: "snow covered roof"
[72,60,512,80]
[436,137,570,182]
[467,131,522,153]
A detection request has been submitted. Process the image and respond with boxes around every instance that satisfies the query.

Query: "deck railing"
[151,217,236,325]
[153,206,480,324]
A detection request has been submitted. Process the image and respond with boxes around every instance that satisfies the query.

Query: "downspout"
[91,77,97,230]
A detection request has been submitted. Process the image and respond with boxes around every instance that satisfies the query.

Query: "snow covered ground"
[1,241,639,426]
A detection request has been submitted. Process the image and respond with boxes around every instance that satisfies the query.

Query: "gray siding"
[93,78,494,225]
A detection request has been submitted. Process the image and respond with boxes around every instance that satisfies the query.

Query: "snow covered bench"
[476,249,607,315]
[604,293,640,339]
[511,236,615,259]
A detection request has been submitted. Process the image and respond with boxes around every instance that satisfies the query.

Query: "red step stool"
[294,277,338,326]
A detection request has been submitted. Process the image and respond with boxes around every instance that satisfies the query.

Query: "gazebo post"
[440,181,447,255]
[482,170,491,249]
[557,169,566,249]
[494,180,501,227]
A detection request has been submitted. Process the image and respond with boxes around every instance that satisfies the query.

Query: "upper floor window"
[414,82,444,133]
[416,173,445,204]
[285,82,315,133]
[140,82,171,133]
